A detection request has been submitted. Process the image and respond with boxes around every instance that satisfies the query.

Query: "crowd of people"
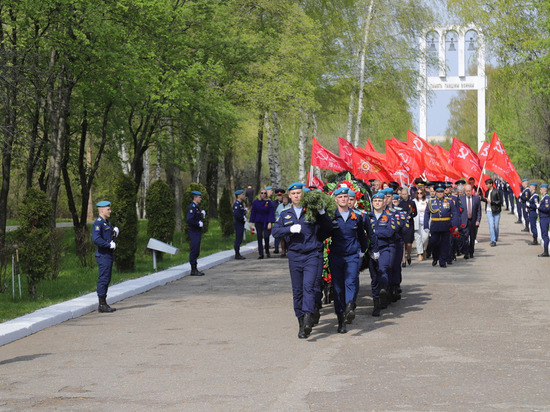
[174,176,549,338]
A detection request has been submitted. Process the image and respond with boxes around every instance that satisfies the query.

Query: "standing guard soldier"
[272,182,332,339]
[537,184,550,257]
[519,179,531,231]
[187,190,205,276]
[527,182,540,246]
[92,200,119,313]
[233,189,247,260]
[424,182,460,268]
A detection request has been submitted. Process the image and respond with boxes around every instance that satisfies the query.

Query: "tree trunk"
[354,0,376,147]
[165,118,183,232]
[298,108,309,183]
[255,112,264,194]
[206,145,219,219]
[270,111,282,188]
[223,146,235,196]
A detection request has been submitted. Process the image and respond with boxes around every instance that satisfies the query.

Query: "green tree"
[146,180,175,244]
[112,174,138,272]
[218,187,234,239]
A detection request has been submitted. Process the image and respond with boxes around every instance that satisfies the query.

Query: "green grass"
[0,219,236,322]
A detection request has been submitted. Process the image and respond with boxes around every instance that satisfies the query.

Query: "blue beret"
[522,178,529,182]
[265,186,272,190]
[541,184,548,188]
[383,188,394,195]
[348,190,356,197]
[191,190,202,196]
[303,188,310,193]
[334,187,349,196]
[529,182,537,186]
[393,194,399,200]
[373,192,385,199]
[288,182,304,191]
[96,200,110,207]
[234,189,244,195]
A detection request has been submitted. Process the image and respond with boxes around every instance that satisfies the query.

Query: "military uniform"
[424,184,460,267]
[538,184,550,257]
[92,200,118,313]
[186,191,205,276]
[233,190,247,259]
[519,183,531,231]
[527,183,540,245]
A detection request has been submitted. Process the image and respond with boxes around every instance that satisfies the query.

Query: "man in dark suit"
[459,184,482,259]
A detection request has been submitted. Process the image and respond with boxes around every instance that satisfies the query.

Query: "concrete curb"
[0,241,258,347]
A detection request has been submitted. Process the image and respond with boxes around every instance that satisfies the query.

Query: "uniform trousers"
[368,244,391,299]
[254,222,271,257]
[234,221,244,253]
[529,211,538,238]
[508,193,515,212]
[96,254,113,298]
[522,204,530,229]
[540,217,549,248]
[430,230,451,265]
[189,229,202,265]
[390,240,403,286]
[328,252,360,314]
[287,250,323,318]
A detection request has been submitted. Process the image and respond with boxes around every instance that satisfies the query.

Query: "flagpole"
[308,164,314,186]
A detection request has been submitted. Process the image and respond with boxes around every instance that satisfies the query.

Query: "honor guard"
[187,190,205,276]
[519,179,531,231]
[538,184,550,257]
[92,200,119,313]
[424,182,460,267]
[527,182,540,245]
[272,182,332,339]
[233,190,247,260]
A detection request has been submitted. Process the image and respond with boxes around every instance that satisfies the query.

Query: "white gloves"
[370,251,380,260]
[359,251,365,258]
[290,224,302,233]
[113,227,119,238]
[526,201,530,207]
[244,216,247,222]
[319,208,326,215]
[199,221,204,228]
[110,241,116,250]
[424,228,430,234]
[201,210,206,218]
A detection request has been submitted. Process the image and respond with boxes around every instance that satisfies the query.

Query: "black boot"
[372,298,381,317]
[521,227,530,232]
[379,288,388,309]
[98,296,116,313]
[529,236,539,246]
[303,312,313,337]
[344,302,355,324]
[190,264,205,276]
[297,316,307,339]
[312,304,321,325]
[538,247,549,257]
[337,312,347,333]
[235,253,246,260]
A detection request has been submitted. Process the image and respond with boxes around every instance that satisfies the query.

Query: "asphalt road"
[1,211,549,411]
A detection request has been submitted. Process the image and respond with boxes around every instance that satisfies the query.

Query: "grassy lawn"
[0,219,236,323]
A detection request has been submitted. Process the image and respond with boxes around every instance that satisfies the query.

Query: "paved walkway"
[0,212,549,411]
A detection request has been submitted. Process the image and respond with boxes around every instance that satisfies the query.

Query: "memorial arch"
[418,25,486,151]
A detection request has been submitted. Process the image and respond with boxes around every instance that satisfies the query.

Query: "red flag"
[478,141,489,165]
[432,144,463,181]
[338,137,354,166]
[311,137,349,172]
[365,138,376,152]
[485,132,522,197]
[307,171,325,189]
[407,131,461,181]
[351,147,392,182]
[386,137,423,182]
[449,138,483,182]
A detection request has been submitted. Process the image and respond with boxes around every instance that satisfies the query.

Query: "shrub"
[146,180,176,258]
[218,187,234,239]
[17,188,54,298]
[112,174,138,272]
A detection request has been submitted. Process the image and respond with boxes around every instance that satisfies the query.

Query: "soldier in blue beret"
[187,190,206,276]
[527,182,540,246]
[233,190,247,260]
[538,184,550,257]
[92,200,119,313]
[424,182,460,267]
[518,179,531,230]
[272,182,332,338]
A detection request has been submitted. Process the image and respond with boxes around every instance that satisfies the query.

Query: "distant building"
[427,135,450,145]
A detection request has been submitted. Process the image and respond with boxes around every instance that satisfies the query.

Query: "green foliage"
[218,187,234,239]
[146,180,176,244]
[184,183,209,234]
[112,174,138,272]
[300,191,337,223]
[17,188,54,298]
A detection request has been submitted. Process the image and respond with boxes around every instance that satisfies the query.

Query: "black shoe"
[280,253,286,258]
[401,262,406,268]
[235,254,246,260]
[312,305,321,325]
[273,249,279,254]
[407,258,412,265]
[190,268,205,276]
[344,302,355,324]
[439,263,447,268]
[515,220,522,224]
[98,297,116,313]
[298,316,307,339]
[464,254,470,259]
[257,255,264,259]
[521,228,530,232]
[379,288,388,309]
[337,313,347,333]
[372,298,381,317]
[303,312,313,337]
[538,247,549,257]
[432,260,437,267]
[529,238,539,246]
